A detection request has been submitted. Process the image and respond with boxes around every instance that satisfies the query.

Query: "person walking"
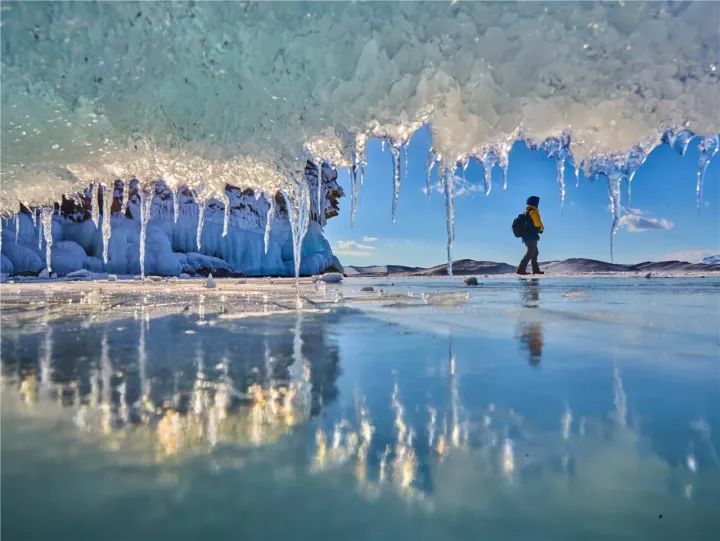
[517,195,544,275]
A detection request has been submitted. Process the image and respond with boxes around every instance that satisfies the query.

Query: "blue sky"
[325,126,720,267]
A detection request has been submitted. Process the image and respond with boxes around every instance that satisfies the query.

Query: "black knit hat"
[526,196,540,207]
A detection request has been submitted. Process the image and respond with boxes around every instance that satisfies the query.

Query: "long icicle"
[264,194,275,255]
[15,213,20,243]
[196,197,206,252]
[556,158,566,213]
[41,207,53,274]
[390,140,401,223]
[351,152,359,225]
[172,185,180,223]
[442,165,456,277]
[91,181,100,229]
[121,179,131,215]
[697,135,719,211]
[101,183,113,264]
[426,147,435,197]
[36,209,42,250]
[607,173,623,262]
[315,159,324,228]
[139,188,153,279]
[222,191,230,237]
[281,177,310,283]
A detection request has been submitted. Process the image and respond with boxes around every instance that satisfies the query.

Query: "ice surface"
[2,2,719,212]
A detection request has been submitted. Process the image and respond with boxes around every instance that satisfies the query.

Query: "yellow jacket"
[526,205,544,233]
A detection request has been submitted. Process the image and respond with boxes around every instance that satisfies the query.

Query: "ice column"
[14,213,19,243]
[222,191,230,237]
[281,177,311,281]
[196,198,206,252]
[36,209,42,250]
[697,135,719,210]
[91,182,100,229]
[264,194,275,255]
[315,159,324,227]
[442,165,456,276]
[41,207,53,273]
[101,184,113,264]
[138,188,153,279]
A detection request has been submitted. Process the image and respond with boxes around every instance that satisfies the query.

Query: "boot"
[516,269,530,275]
[532,270,545,275]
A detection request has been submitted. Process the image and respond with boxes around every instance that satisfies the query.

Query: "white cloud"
[334,240,376,257]
[618,208,673,233]
[361,236,378,243]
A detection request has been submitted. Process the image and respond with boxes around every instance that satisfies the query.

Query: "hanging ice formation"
[697,135,719,210]
[389,139,401,223]
[120,179,131,215]
[101,183,113,264]
[14,213,19,243]
[281,177,311,281]
[172,185,180,224]
[222,191,230,237]
[480,149,497,196]
[41,207,53,273]
[196,198,206,252]
[350,152,360,225]
[36,209,42,250]
[441,164,456,277]
[90,182,100,229]
[541,132,571,211]
[138,188,153,279]
[264,195,275,255]
[426,147,437,197]
[315,159,324,227]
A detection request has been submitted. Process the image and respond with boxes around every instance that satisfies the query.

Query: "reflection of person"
[517,195,545,275]
[519,322,544,366]
[519,279,543,365]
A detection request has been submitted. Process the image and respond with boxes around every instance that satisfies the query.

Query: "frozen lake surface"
[2,277,719,540]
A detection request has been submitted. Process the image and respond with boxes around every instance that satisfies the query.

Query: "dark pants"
[518,239,540,273]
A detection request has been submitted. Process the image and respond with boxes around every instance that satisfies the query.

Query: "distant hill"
[702,255,720,265]
[343,257,720,277]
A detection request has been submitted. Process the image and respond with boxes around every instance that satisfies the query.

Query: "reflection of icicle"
[442,166,456,276]
[281,177,311,281]
[138,319,151,414]
[607,174,622,262]
[100,329,112,434]
[613,365,627,427]
[101,184,113,264]
[196,198,206,252]
[390,140,401,223]
[390,384,417,492]
[427,406,437,449]
[697,135,719,210]
[448,342,461,448]
[222,191,230,237]
[121,179,131,215]
[501,437,515,475]
[91,182,100,229]
[41,207,53,273]
[139,189,153,279]
[264,195,275,255]
[39,324,53,398]
[561,406,573,440]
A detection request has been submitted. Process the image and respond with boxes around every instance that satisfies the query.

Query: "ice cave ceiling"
[1,1,719,211]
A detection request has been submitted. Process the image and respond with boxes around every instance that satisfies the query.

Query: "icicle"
[425,147,435,197]
[351,152,360,225]
[697,135,719,210]
[120,179,131,215]
[264,194,275,255]
[196,197,206,252]
[172,185,180,223]
[574,162,580,188]
[91,182,100,229]
[14,213,20,243]
[281,177,311,282]
[404,142,409,180]
[101,183,113,264]
[30,207,38,229]
[381,138,386,153]
[662,129,695,156]
[607,173,622,262]
[556,158,566,212]
[390,140,401,223]
[482,158,493,196]
[315,159,324,227]
[222,191,230,237]
[41,207,53,273]
[442,165,456,277]
[37,209,42,250]
[138,188,153,279]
